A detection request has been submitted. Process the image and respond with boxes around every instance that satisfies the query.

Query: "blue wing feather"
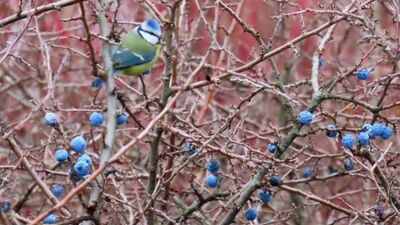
[111,47,155,72]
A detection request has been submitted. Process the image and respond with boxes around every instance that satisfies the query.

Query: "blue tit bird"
[112,19,161,75]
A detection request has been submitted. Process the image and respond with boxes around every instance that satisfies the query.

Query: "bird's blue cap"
[137,18,161,43]
[146,19,160,30]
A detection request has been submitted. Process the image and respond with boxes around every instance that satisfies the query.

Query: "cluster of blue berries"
[205,159,221,188]
[45,110,129,130]
[340,123,393,149]
[367,123,393,139]
[329,122,393,172]
[90,111,129,126]
[324,122,393,149]
[44,108,121,206]
[41,80,133,221]
[54,134,87,164]
[243,181,276,220]
[67,136,92,181]
[244,178,276,220]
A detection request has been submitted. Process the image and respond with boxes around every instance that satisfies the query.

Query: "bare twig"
[78,1,98,77]
[0,0,86,28]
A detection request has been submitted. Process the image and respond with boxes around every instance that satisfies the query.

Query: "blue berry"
[362,123,372,132]
[44,112,58,126]
[91,77,104,88]
[269,175,281,186]
[362,123,374,137]
[205,174,218,188]
[71,136,86,153]
[356,68,370,80]
[326,124,338,138]
[341,134,354,149]
[371,123,385,137]
[1,201,10,213]
[298,111,313,125]
[381,126,393,139]
[268,143,277,153]
[258,189,272,203]
[367,131,375,139]
[73,160,90,176]
[51,184,64,198]
[43,214,56,224]
[116,112,129,125]
[318,57,324,68]
[244,208,257,221]
[54,149,68,162]
[344,158,354,171]
[206,159,220,174]
[183,142,196,156]
[358,132,369,145]
[302,167,312,178]
[89,112,104,127]
[374,205,384,218]
[77,154,92,165]
[68,170,84,182]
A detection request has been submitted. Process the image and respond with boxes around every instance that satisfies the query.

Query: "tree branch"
[0,0,86,28]
[86,0,118,213]
[218,167,267,225]
[146,2,181,224]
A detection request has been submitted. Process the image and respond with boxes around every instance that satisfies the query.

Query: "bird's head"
[136,19,161,45]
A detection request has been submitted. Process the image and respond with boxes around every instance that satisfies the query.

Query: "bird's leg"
[92,88,101,104]
[116,90,145,130]
[139,74,150,111]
